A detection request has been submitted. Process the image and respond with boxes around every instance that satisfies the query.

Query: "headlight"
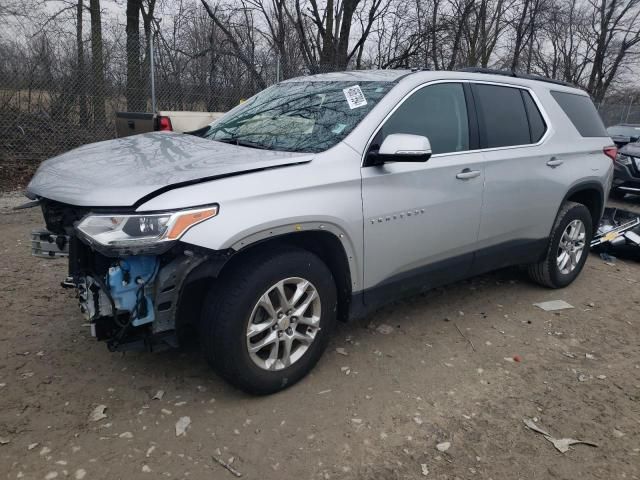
[615,153,632,166]
[76,206,218,254]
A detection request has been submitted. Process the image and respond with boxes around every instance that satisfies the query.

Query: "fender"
[227,221,362,293]
[560,180,605,230]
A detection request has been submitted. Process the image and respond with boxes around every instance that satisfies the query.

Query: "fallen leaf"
[436,441,450,452]
[523,418,597,453]
[175,416,191,437]
[88,405,107,422]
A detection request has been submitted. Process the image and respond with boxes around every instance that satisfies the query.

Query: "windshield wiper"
[216,136,272,150]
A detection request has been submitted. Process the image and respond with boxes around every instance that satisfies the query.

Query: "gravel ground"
[1,193,639,480]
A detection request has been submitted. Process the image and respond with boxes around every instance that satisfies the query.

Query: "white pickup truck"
[115,111,225,137]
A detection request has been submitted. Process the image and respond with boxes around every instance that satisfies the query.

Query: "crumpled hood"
[27,132,311,207]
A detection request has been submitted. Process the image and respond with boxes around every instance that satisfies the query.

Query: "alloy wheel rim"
[557,219,586,275]
[246,277,321,371]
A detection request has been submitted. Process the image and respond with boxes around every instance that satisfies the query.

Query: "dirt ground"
[1,192,639,480]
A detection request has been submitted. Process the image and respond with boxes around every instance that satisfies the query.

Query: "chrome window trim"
[360,78,553,166]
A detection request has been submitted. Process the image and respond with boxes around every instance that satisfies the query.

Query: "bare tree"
[587,0,640,102]
[89,0,106,125]
[126,0,144,111]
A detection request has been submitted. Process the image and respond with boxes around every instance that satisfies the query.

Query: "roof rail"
[457,67,576,88]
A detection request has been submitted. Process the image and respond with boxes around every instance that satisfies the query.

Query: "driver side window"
[374,83,470,155]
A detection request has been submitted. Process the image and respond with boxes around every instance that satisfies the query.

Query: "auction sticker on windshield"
[343,85,367,109]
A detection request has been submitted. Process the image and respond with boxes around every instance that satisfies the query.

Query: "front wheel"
[527,201,593,288]
[200,247,337,395]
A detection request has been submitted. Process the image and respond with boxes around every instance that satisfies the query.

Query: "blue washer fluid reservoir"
[107,256,159,327]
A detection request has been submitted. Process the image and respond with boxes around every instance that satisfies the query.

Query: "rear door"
[361,82,485,306]
[470,83,557,272]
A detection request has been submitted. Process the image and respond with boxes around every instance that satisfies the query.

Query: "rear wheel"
[200,247,337,395]
[528,201,592,288]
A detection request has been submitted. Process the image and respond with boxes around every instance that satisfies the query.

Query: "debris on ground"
[152,390,165,400]
[88,405,107,422]
[599,252,617,264]
[212,454,243,477]
[523,418,598,453]
[335,348,348,356]
[375,324,394,335]
[175,416,191,437]
[454,322,476,351]
[591,207,640,260]
[436,441,451,452]
[421,464,429,476]
[0,437,10,445]
[533,300,574,311]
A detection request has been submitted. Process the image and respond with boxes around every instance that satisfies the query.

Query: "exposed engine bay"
[39,199,230,352]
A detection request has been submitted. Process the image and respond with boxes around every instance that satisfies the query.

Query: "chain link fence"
[0,20,343,191]
[597,102,640,127]
[0,22,637,192]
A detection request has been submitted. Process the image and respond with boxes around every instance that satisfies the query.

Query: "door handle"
[546,157,563,168]
[456,169,481,180]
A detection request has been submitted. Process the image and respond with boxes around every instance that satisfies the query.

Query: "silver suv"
[27,69,615,394]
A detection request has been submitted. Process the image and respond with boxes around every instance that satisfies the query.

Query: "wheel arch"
[561,181,604,234]
[219,228,356,322]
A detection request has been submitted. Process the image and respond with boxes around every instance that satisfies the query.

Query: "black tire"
[609,188,626,200]
[527,201,593,288]
[200,246,337,395]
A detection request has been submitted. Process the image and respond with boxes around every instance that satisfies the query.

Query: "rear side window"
[550,91,607,137]
[377,83,469,155]
[522,91,546,142]
[473,84,531,148]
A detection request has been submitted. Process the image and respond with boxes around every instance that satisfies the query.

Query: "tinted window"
[522,91,546,142]
[473,84,530,148]
[550,91,608,137]
[377,83,469,155]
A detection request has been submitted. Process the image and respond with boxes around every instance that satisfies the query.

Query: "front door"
[361,82,485,307]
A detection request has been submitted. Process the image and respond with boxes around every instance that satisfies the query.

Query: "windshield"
[607,125,640,138]
[199,81,394,153]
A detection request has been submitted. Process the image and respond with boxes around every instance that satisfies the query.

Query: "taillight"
[157,116,173,131]
[603,145,617,161]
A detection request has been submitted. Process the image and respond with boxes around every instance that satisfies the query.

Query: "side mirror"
[367,133,432,166]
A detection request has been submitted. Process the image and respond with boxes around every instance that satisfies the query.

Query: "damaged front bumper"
[35,199,230,352]
[64,239,224,351]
